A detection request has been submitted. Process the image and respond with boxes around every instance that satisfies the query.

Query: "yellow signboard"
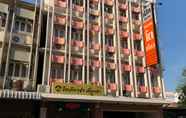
[51,83,104,96]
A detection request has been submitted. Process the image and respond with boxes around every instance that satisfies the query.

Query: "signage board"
[143,2,159,66]
[51,82,104,96]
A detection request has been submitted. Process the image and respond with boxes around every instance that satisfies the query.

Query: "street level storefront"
[0,99,40,118]
[40,94,168,118]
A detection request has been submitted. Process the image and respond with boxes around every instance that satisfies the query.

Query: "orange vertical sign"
[143,17,158,66]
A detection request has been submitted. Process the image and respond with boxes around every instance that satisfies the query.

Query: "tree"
[176,68,186,107]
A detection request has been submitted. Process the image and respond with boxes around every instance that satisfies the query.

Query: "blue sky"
[157,0,186,91]
[24,0,185,91]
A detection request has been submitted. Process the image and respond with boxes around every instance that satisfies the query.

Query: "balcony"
[119,3,128,10]
[73,4,84,13]
[153,87,161,94]
[71,58,84,66]
[106,45,115,53]
[90,77,99,85]
[119,16,128,22]
[136,66,145,73]
[107,62,116,70]
[55,0,67,8]
[120,31,128,38]
[72,40,84,51]
[133,33,141,40]
[133,20,141,26]
[54,16,66,25]
[90,9,100,16]
[105,13,114,20]
[105,0,114,6]
[51,55,65,64]
[124,84,132,92]
[72,20,84,29]
[73,80,83,85]
[91,0,99,4]
[122,48,130,56]
[92,43,101,51]
[134,50,144,57]
[53,37,65,45]
[108,83,117,92]
[139,86,147,93]
[91,24,100,32]
[105,27,114,35]
[50,79,64,85]
[91,60,101,68]
[132,6,141,13]
[123,64,131,72]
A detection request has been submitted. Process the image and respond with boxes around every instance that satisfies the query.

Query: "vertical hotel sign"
[143,2,159,66]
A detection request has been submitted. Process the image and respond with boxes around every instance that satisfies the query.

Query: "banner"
[143,3,159,66]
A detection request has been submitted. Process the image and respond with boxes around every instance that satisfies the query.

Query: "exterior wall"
[0,0,165,100]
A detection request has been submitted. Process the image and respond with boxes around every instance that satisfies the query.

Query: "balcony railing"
[53,37,65,45]
[123,64,131,72]
[132,6,141,13]
[105,13,114,20]
[133,33,141,40]
[92,43,101,51]
[105,27,114,35]
[72,20,84,29]
[106,45,115,53]
[90,9,100,17]
[72,40,84,51]
[134,50,144,57]
[108,83,117,92]
[133,20,141,26]
[91,0,99,4]
[105,0,114,6]
[73,80,83,85]
[153,87,161,94]
[54,16,66,25]
[91,24,100,32]
[139,86,147,93]
[50,78,64,85]
[136,66,145,73]
[71,58,84,66]
[91,60,101,68]
[55,0,67,8]
[124,84,132,92]
[120,31,128,38]
[51,55,65,64]
[119,16,128,22]
[73,4,84,13]
[122,48,130,56]
[106,62,116,70]
[119,3,128,10]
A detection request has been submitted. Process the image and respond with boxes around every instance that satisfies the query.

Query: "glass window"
[21,64,28,77]
[106,70,115,83]
[137,73,144,86]
[21,22,25,31]
[15,21,20,31]
[14,63,20,77]
[123,72,130,84]
[8,63,14,76]
[27,23,32,33]
[134,40,141,50]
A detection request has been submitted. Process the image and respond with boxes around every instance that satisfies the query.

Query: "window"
[135,58,143,66]
[122,40,128,48]
[71,29,82,41]
[137,73,144,86]
[123,72,130,84]
[106,70,115,83]
[0,13,6,27]
[151,72,158,87]
[27,24,32,32]
[8,62,29,78]
[55,28,65,37]
[132,13,139,20]
[105,35,113,46]
[14,17,33,33]
[21,22,26,31]
[70,67,82,81]
[134,40,141,50]
[119,11,126,17]
[73,0,83,5]
[104,6,112,13]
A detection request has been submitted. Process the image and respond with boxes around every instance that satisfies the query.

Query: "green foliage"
[177,68,186,107]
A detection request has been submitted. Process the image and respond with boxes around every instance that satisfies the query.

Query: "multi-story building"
[0,0,168,118]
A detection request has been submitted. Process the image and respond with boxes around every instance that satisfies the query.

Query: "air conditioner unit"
[37,84,50,93]
[12,35,24,45]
